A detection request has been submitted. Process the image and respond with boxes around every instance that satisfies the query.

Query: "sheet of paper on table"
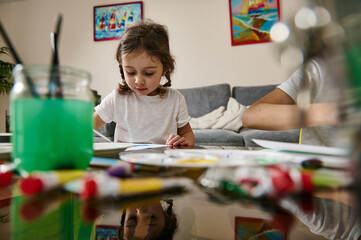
[253,139,349,156]
[124,144,168,151]
[0,142,167,161]
[93,142,134,151]
[93,142,133,158]
[94,143,169,159]
[253,139,351,169]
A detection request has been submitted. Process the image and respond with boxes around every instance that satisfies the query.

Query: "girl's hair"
[116,20,175,97]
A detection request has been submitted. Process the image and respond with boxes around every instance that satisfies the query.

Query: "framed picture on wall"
[228,0,280,46]
[93,1,143,41]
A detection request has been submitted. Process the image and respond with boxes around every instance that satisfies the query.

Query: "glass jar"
[10,64,94,172]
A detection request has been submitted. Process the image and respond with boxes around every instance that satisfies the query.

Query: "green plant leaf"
[0,46,15,95]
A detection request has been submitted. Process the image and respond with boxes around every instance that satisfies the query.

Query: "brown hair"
[116,20,175,97]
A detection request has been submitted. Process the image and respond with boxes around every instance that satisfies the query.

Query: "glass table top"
[0,146,360,240]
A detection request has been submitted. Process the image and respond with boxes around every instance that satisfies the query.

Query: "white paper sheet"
[125,144,168,151]
[93,142,134,158]
[253,139,349,156]
[93,142,133,151]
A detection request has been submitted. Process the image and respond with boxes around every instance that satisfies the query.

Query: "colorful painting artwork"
[229,0,280,46]
[96,225,119,239]
[94,2,143,41]
[235,217,286,240]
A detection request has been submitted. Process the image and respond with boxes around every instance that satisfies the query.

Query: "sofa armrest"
[240,128,300,147]
[193,129,244,146]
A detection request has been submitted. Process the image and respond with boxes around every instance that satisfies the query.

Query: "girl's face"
[123,203,166,240]
[122,49,165,96]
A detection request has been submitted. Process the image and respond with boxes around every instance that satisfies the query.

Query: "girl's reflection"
[118,199,178,240]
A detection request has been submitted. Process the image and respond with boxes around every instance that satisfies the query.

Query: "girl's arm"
[93,112,106,130]
[166,123,195,147]
[242,88,339,130]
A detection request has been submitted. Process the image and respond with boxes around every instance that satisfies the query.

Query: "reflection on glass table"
[1,182,358,240]
[0,145,359,240]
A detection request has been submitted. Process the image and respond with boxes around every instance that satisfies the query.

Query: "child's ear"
[163,69,168,76]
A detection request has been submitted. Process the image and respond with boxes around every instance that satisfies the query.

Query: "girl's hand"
[166,134,188,146]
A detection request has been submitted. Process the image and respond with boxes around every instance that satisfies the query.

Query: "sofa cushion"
[190,106,225,129]
[178,84,231,118]
[232,84,277,106]
[240,129,300,147]
[193,129,244,146]
[190,97,246,132]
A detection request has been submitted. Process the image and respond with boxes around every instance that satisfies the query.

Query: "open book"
[93,142,134,158]
[0,142,167,162]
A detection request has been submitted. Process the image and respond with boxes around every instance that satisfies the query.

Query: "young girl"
[94,20,195,146]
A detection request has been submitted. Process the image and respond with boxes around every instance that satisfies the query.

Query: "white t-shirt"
[281,197,361,240]
[95,88,191,144]
[277,58,340,146]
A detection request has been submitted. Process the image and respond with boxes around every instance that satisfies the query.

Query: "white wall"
[0,0,308,132]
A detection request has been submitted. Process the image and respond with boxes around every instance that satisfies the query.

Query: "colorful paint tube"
[20,169,85,195]
[106,161,135,178]
[80,173,186,200]
[213,165,353,200]
[0,162,15,187]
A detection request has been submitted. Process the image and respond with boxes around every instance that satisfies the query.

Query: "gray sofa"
[178,84,299,147]
[95,83,299,147]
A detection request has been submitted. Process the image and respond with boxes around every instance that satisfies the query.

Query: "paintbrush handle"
[0,21,22,64]
[93,129,113,143]
[48,14,63,98]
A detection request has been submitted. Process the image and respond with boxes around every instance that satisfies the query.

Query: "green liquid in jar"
[11,98,94,172]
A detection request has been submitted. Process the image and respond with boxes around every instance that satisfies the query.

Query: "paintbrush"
[48,14,63,98]
[93,129,113,143]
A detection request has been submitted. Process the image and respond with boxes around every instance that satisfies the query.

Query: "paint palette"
[119,152,221,168]
[119,149,294,168]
